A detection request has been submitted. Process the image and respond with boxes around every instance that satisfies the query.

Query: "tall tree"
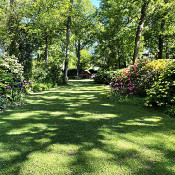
[64,0,73,83]
[96,0,140,68]
[133,0,150,64]
[72,0,95,76]
[24,0,67,63]
[144,0,175,59]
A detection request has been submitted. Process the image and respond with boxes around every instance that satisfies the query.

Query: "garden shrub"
[110,58,155,97]
[32,83,51,92]
[32,61,63,86]
[94,70,117,84]
[109,58,175,116]
[146,59,174,71]
[0,54,30,110]
[145,60,175,116]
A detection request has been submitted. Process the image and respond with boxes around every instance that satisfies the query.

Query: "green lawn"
[0,80,175,175]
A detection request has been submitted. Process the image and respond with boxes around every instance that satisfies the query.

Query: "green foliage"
[79,49,92,71]
[94,0,141,68]
[144,0,175,59]
[32,61,63,86]
[32,83,51,92]
[94,70,117,84]
[145,61,175,116]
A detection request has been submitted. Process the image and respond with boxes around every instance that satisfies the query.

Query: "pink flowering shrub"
[110,58,156,96]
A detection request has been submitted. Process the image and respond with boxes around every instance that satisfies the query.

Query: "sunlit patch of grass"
[0,80,175,175]
[7,123,48,135]
[101,103,114,107]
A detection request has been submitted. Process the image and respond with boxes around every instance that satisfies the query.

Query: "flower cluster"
[110,69,136,95]
[6,81,31,92]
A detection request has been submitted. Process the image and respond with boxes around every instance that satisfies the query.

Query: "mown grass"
[0,80,175,175]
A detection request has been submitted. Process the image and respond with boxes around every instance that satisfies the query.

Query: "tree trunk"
[158,19,165,59]
[63,0,73,83]
[133,0,149,64]
[45,33,49,64]
[77,39,81,77]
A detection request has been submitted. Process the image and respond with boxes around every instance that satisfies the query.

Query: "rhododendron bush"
[109,58,175,116]
[110,58,156,96]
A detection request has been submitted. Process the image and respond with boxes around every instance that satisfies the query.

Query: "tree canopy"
[0,0,174,82]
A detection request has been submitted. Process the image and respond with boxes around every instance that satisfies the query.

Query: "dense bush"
[146,59,174,71]
[32,61,63,86]
[145,61,175,116]
[32,83,52,92]
[94,70,117,84]
[0,54,30,110]
[110,58,155,96]
[109,58,175,116]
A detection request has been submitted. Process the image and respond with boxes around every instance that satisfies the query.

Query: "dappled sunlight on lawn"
[0,80,175,174]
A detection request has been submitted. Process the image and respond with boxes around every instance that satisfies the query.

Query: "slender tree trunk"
[133,0,149,64]
[77,39,81,77]
[63,0,73,83]
[45,33,49,64]
[158,19,165,59]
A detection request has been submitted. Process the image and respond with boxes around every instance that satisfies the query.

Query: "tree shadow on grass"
[0,80,174,174]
